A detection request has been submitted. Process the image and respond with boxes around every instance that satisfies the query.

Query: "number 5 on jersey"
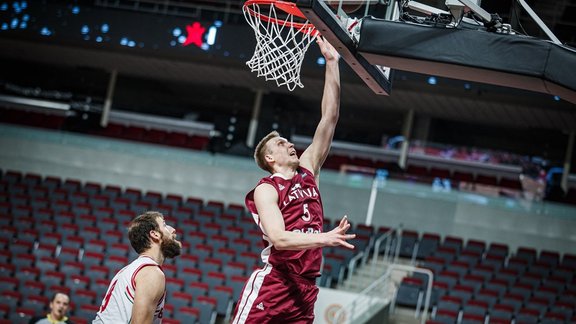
[302,203,310,222]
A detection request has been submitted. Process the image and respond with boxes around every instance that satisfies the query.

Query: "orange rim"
[243,0,316,32]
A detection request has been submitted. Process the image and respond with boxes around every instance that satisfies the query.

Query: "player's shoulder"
[135,263,165,283]
[254,181,278,195]
[257,175,285,189]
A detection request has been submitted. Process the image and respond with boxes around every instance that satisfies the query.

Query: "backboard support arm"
[296,0,393,96]
[514,0,562,45]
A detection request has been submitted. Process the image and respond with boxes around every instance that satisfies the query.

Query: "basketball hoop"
[243,0,318,91]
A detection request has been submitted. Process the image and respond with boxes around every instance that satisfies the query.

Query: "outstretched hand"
[317,36,339,63]
[325,215,355,250]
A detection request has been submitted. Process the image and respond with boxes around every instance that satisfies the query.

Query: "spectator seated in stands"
[29,292,74,324]
[545,166,566,202]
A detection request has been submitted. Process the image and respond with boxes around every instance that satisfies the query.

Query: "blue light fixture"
[40,27,51,36]
[101,23,109,33]
[427,76,437,85]
[206,26,217,45]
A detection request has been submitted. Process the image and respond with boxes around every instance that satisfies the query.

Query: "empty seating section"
[2,169,575,323]
[0,170,362,323]
[390,227,576,324]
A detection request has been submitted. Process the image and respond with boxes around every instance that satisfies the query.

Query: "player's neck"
[273,165,298,179]
[140,247,164,265]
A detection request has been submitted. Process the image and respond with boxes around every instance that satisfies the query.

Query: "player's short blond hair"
[254,131,280,173]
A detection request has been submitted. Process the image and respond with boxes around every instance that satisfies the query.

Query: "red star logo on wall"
[183,22,206,47]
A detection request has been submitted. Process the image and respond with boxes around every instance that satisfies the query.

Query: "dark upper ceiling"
[1,0,575,131]
[98,0,576,47]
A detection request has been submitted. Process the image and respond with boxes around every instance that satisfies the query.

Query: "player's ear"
[149,229,161,241]
[265,154,274,163]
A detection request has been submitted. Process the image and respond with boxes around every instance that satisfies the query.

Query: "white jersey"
[93,256,166,324]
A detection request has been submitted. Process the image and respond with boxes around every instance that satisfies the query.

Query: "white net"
[243,1,317,91]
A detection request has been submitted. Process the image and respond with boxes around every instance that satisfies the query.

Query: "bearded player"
[93,211,182,324]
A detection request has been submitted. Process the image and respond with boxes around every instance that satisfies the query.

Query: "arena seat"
[433,309,458,324]
[209,285,234,316]
[192,296,217,324]
[9,307,35,323]
[203,271,226,290]
[0,277,18,294]
[421,256,446,276]
[88,265,109,282]
[43,270,65,287]
[66,274,91,293]
[416,233,441,260]
[515,307,541,323]
[75,304,100,320]
[13,254,36,271]
[90,278,110,301]
[108,243,130,258]
[165,277,185,294]
[173,306,199,323]
[22,294,49,314]
[80,226,100,241]
[0,304,8,321]
[459,274,485,294]
[60,261,84,277]
[200,258,222,274]
[395,277,423,308]
[490,303,515,321]
[179,268,202,286]
[398,230,419,259]
[170,291,193,309]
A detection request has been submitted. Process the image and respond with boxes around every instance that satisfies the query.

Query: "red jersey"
[245,167,324,279]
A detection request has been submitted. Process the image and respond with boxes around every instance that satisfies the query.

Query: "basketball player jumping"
[232,36,355,324]
[93,211,182,324]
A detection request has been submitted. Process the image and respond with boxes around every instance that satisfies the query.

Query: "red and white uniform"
[232,167,324,323]
[93,256,165,324]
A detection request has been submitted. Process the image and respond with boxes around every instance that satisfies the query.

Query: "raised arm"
[255,183,355,250]
[131,266,165,324]
[299,36,341,177]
